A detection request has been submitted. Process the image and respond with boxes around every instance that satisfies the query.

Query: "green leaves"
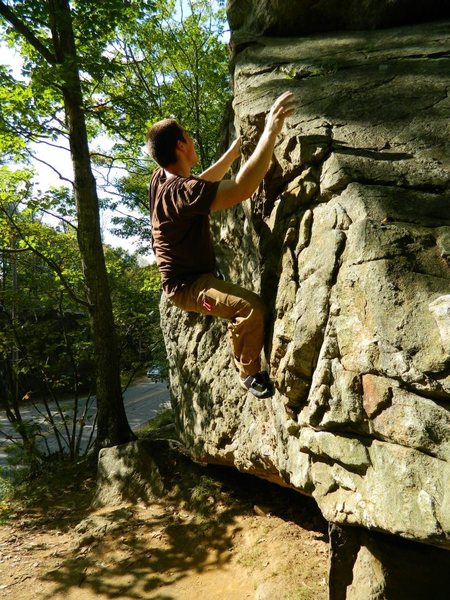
[90,0,230,244]
[0,178,165,398]
[1,0,230,242]
[0,0,227,405]
[96,0,230,169]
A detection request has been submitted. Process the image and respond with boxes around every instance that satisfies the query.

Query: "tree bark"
[47,0,135,448]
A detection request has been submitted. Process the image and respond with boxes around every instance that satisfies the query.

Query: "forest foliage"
[0,0,230,466]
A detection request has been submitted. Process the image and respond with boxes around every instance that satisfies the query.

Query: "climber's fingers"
[266,91,296,134]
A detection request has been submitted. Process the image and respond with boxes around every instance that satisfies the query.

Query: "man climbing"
[147,91,295,399]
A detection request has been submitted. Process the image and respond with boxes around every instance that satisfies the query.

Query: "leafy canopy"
[1,0,230,251]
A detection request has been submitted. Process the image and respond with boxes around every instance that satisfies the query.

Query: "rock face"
[227,0,450,39]
[328,524,450,599]
[160,14,450,565]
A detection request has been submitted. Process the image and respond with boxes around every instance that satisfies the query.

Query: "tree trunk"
[47,0,135,448]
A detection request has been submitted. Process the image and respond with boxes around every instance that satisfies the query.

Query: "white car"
[146,367,161,382]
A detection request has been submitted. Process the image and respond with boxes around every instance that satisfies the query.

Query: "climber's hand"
[265,91,296,136]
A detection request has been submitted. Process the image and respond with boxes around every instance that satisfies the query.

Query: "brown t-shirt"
[150,168,220,296]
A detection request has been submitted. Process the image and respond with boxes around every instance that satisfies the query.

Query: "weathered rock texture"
[93,437,218,510]
[93,440,170,507]
[328,524,450,599]
[227,0,450,39]
[161,15,450,563]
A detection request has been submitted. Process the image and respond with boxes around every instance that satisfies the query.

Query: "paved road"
[0,379,171,469]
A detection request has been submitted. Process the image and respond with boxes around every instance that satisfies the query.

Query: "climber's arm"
[200,138,241,182]
[211,91,295,212]
[211,129,278,210]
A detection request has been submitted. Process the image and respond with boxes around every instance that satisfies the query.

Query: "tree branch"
[0,246,31,253]
[0,0,57,65]
[0,206,91,308]
[29,151,74,186]
[38,207,78,231]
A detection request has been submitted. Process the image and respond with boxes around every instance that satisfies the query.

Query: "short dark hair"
[146,118,186,167]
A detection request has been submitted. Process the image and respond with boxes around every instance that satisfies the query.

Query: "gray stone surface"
[161,20,450,549]
[227,0,450,41]
[328,524,450,600]
[93,440,166,507]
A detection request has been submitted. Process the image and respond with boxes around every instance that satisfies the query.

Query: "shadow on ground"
[4,447,328,599]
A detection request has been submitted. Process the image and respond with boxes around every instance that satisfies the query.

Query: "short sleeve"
[178,177,219,216]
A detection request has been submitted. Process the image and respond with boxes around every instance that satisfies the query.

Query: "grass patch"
[136,408,176,440]
[285,588,316,600]
[237,547,262,569]
[184,474,225,517]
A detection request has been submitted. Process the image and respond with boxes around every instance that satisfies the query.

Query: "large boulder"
[161,17,450,559]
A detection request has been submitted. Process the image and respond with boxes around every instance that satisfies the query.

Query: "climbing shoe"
[239,371,274,399]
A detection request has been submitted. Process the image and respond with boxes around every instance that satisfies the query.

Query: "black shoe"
[239,371,274,399]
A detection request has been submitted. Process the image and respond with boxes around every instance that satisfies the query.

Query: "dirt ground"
[0,458,329,600]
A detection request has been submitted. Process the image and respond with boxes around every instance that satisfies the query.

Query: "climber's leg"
[169,273,266,378]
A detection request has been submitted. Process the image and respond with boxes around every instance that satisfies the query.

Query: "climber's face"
[179,128,198,167]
